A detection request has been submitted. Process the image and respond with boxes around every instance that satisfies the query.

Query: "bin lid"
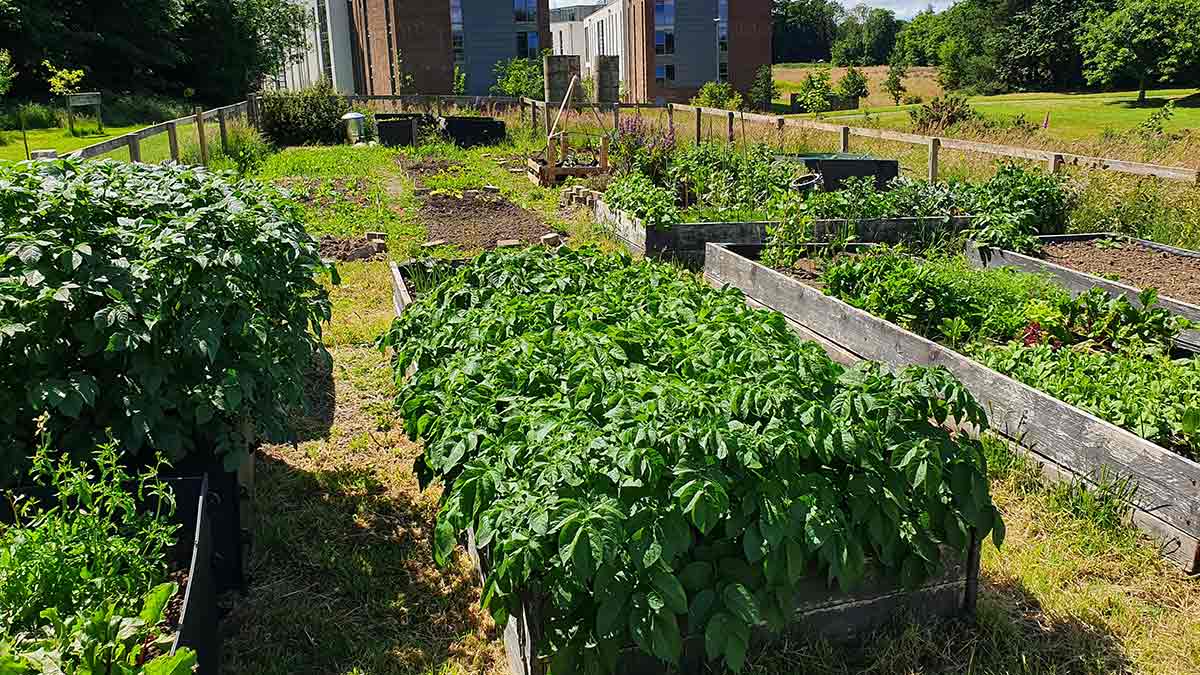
[341,112,366,121]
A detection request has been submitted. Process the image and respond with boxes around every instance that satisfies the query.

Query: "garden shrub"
[837,67,870,101]
[0,102,61,130]
[491,55,544,99]
[182,118,272,174]
[0,159,334,481]
[909,94,979,134]
[747,65,778,111]
[609,116,676,182]
[381,247,1003,672]
[258,80,350,147]
[691,81,744,111]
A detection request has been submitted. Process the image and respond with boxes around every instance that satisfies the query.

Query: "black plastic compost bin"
[377,119,419,147]
[439,115,506,147]
[788,153,900,191]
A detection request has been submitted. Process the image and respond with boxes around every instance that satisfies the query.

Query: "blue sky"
[547,0,954,20]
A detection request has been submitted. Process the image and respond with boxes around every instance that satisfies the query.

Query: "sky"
[547,0,955,20]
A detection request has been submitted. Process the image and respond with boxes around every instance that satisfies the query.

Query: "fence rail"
[68,101,250,164]
[521,98,1199,185]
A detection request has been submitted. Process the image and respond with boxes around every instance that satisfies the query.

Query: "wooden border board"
[704,242,1200,573]
[965,234,1200,353]
[387,258,982,675]
[594,198,973,270]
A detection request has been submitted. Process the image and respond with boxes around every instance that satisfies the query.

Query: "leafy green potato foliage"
[381,247,1003,673]
[0,159,334,478]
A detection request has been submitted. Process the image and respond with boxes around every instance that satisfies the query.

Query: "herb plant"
[0,159,335,477]
[381,247,1003,673]
[0,440,195,674]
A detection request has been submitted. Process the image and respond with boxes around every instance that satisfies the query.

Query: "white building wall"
[272,0,355,94]
[552,0,627,91]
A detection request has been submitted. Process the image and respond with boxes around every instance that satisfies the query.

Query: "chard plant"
[381,247,1003,673]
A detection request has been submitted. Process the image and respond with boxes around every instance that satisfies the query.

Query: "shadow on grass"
[220,452,498,675]
[1107,94,1199,110]
[743,573,1133,674]
[290,350,336,443]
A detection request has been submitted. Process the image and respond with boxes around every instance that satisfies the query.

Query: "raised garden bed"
[595,197,972,270]
[704,242,1200,573]
[966,234,1200,353]
[387,255,984,675]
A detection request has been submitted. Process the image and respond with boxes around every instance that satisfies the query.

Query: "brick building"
[344,0,551,96]
[552,0,772,103]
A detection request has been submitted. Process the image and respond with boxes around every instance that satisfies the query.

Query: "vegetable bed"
[704,243,1200,572]
[383,248,1002,674]
[967,234,1200,353]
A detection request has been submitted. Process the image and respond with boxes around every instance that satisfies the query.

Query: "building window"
[654,31,674,55]
[654,0,675,28]
[514,0,537,23]
[517,31,539,59]
[317,0,333,84]
[451,0,465,65]
[655,64,676,87]
[718,0,729,53]
[718,62,728,83]
[598,21,605,56]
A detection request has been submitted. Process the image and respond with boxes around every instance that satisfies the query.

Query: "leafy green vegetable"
[603,172,679,229]
[820,249,1199,456]
[381,247,1002,672]
[0,159,335,477]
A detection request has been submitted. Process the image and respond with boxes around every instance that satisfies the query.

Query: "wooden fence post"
[1048,153,1064,174]
[194,107,209,166]
[695,107,702,144]
[531,102,540,135]
[166,122,179,162]
[520,100,527,127]
[928,137,941,182]
[613,104,620,130]
[543,102,551,139]
[218,108,229,155]
[839,126,850,153]
[128,134,141,163]
[247,94,258,128]
[727,112,735,145]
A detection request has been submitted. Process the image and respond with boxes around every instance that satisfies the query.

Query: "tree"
[837,66,869,100]
[0,49,15,97]
[490,56,544,99]
[883,61,907,105]
[862,8,900,66]
[794,71,834,113]
[1080,0,1200,104]
[772,0,844,63]
[892,9,946,66]
[992,0,1090,91]
[748,65,779,111]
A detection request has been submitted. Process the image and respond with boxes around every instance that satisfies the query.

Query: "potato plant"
[382,248,1003,673]
[0,159,334,478]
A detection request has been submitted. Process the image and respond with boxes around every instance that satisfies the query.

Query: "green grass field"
[0,124,144,161]
[816,88,1200,141]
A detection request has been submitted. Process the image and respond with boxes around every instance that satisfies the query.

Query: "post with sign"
[65,92,103,136]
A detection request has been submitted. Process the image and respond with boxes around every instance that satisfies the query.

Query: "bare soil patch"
[275,177,373,209]
[398,157,462,184]
[319,235,386,262]
[1043,240,1200,305]
[420,193,557,251]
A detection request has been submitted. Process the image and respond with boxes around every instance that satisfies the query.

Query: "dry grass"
[774,64,944,108]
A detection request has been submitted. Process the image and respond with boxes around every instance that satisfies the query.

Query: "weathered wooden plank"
[965,236,1200,353]
[849,126,929,145]
[72,134,134,159]
[1059,155,1197,182]
[705,243,1200,573]
[939,137,1054,162]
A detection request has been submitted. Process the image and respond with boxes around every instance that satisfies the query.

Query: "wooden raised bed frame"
[387,258,982,675]
[704,243,1200,573]
[594,197,973,270]
[965,233,1200,353]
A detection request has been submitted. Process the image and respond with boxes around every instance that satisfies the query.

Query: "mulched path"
[319,235,387,262]
[274,177,373,209]
[1043,240,1200,305]
[420,193,558,251]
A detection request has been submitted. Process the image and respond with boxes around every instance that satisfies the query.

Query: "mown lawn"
[812,88,1200,142]
[0,124,143,161]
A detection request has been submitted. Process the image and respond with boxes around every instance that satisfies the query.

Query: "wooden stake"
[218,108,229,154]
[194,107,209,167]
[167,121,179,162]
[840,126,850,153]
[128,134,141,163]
[928,137,941,182]
[695,106,702,144]
[726,112,735,145]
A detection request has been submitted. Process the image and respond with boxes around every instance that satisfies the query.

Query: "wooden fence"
[521,98,1200,185]
[68,101,251,164]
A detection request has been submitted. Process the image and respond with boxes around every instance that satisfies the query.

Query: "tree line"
[773,0,1200,101]
[0,0,310,104]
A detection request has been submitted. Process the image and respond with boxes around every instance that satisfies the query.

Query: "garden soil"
[420,193,558,251]
[319,236,387,262]
[1044,241,1200,305]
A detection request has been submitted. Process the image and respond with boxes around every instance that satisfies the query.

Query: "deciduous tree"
[1080,0,1200,104]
